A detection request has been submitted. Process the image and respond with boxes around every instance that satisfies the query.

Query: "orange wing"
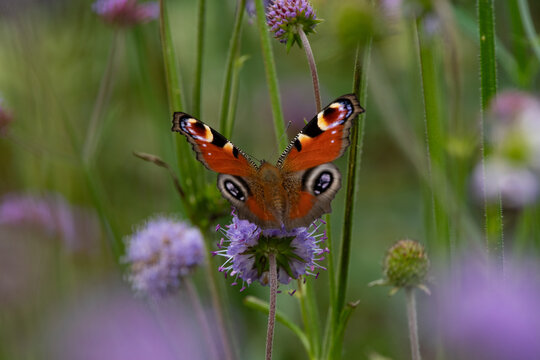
[172,113,256,177]
[277,94,364,172]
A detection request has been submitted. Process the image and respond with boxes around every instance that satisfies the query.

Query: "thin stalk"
[517,0,540,63]
[321,214,335,359]
[192,0,206,119]
[266,253,278,360]
[414,19,450,255]
[477,0,503,268]
[219,0,247,137]
[253,0,287,151]
[225,56,248,138]
[82,31,118,163]
[405,288,422,360]
[244,296,311,358]
[296,279,315,359]
[298,27,321,112]
[185,278,220,360]
[332,40,371,359]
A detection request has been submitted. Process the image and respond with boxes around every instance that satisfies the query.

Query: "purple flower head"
[92,0,159,27]
[266,0,320,49]
[124,217,204,297]
[471,158,539,208]
[246,0,273,17]
[434,256,540,359]
[214,211,327,290]
[488,91,540,169]
[0,98,13,137]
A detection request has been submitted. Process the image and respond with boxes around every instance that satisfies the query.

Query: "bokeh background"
[1,0,540,359]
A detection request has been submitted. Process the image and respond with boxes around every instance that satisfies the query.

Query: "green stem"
[192,0,206,119]
[405,288,422,360]
[219,0,247,137]
[83,31,118,163]
[478,0,503,268]
[333,40,371,358]
[253,0,287,151]
[298,27,321,112]
[517,0,540,63]
[414,19,450,255]
[296,279,315,359]
[265,253,278,360]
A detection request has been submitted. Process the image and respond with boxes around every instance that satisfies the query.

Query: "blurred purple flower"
[44,286,207,360]
[435,257,540,359]
[245,0,273,17]
[124,217,205,297]
[266,0,319,47]
[92,0,159,27]
[0,192,100,251]
[0,98,13,137]
[214,211,327,290]
[488,91,540,170]
[471,159,539,208]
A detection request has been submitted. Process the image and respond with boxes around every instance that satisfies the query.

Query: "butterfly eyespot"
[313,172,334,195]
[224,180,245,201]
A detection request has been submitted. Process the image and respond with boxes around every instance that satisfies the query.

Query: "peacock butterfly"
[172,94,364,230]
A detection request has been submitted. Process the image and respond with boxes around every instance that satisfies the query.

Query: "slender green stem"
[332,40,371,359]
[225,56,248,137]
[244,296,311,358]
[414,19,450,255]
[185,278,219,360]
[83,31,118,163]
[517,0,540,63]
[253,0,287,151]
[298,27,321,112]
[478,0,503,268]
[192,0,206,119]
[219,0,247,137]
[405,288,422,360]
[266,253,278,360]
[296,279,315,359]
[159,0,202,208]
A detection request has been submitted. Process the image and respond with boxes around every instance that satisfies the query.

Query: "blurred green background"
[1,0,540,359]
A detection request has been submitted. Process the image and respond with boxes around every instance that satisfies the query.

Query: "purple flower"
[0,98,13,137]
[124,217,205,297]
[92,0,159,27]
[245,0,273,17]
[0,192,100,252]
[488,91,540,170]
[214,211,327,290]
[44,285,207,360]
[434,257,540,359]
[266,0,320,48]
[471,158,539,208]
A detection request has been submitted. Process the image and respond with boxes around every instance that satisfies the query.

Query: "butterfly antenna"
[272,121,292,160]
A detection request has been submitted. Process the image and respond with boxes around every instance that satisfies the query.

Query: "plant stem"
[266,253,278,360]
[517,0,540,63]
[219,0,247,137]
[477,0,503,269]
[192,0,206,119]
[253,0,287,151]
[298,27,321,112]
[414,19,450,256]
[185,278,219,360]
[83,31,118,164]
[405,288,422,360]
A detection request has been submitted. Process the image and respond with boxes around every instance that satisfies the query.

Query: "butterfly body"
[172,94,364,230]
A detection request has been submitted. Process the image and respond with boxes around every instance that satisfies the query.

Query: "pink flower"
[92,0,159,27]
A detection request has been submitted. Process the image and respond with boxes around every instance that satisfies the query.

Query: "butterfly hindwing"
[277,94,364,172]
[172,113,256,177]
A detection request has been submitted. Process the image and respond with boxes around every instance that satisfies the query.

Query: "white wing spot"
[331,140,335,143]
[331,130,337,134]
[202,144,207,147]
[208,152,212,156]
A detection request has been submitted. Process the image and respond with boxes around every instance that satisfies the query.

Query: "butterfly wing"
[172,113,256,177]
[277,94,364,172]
[277,94,364,229]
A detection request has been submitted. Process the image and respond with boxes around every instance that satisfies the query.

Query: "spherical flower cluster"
[125,217,204,297]
[92,0,159,27]
[370,239,430,295]
[266,0,319,48]
[213,211,327,290]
